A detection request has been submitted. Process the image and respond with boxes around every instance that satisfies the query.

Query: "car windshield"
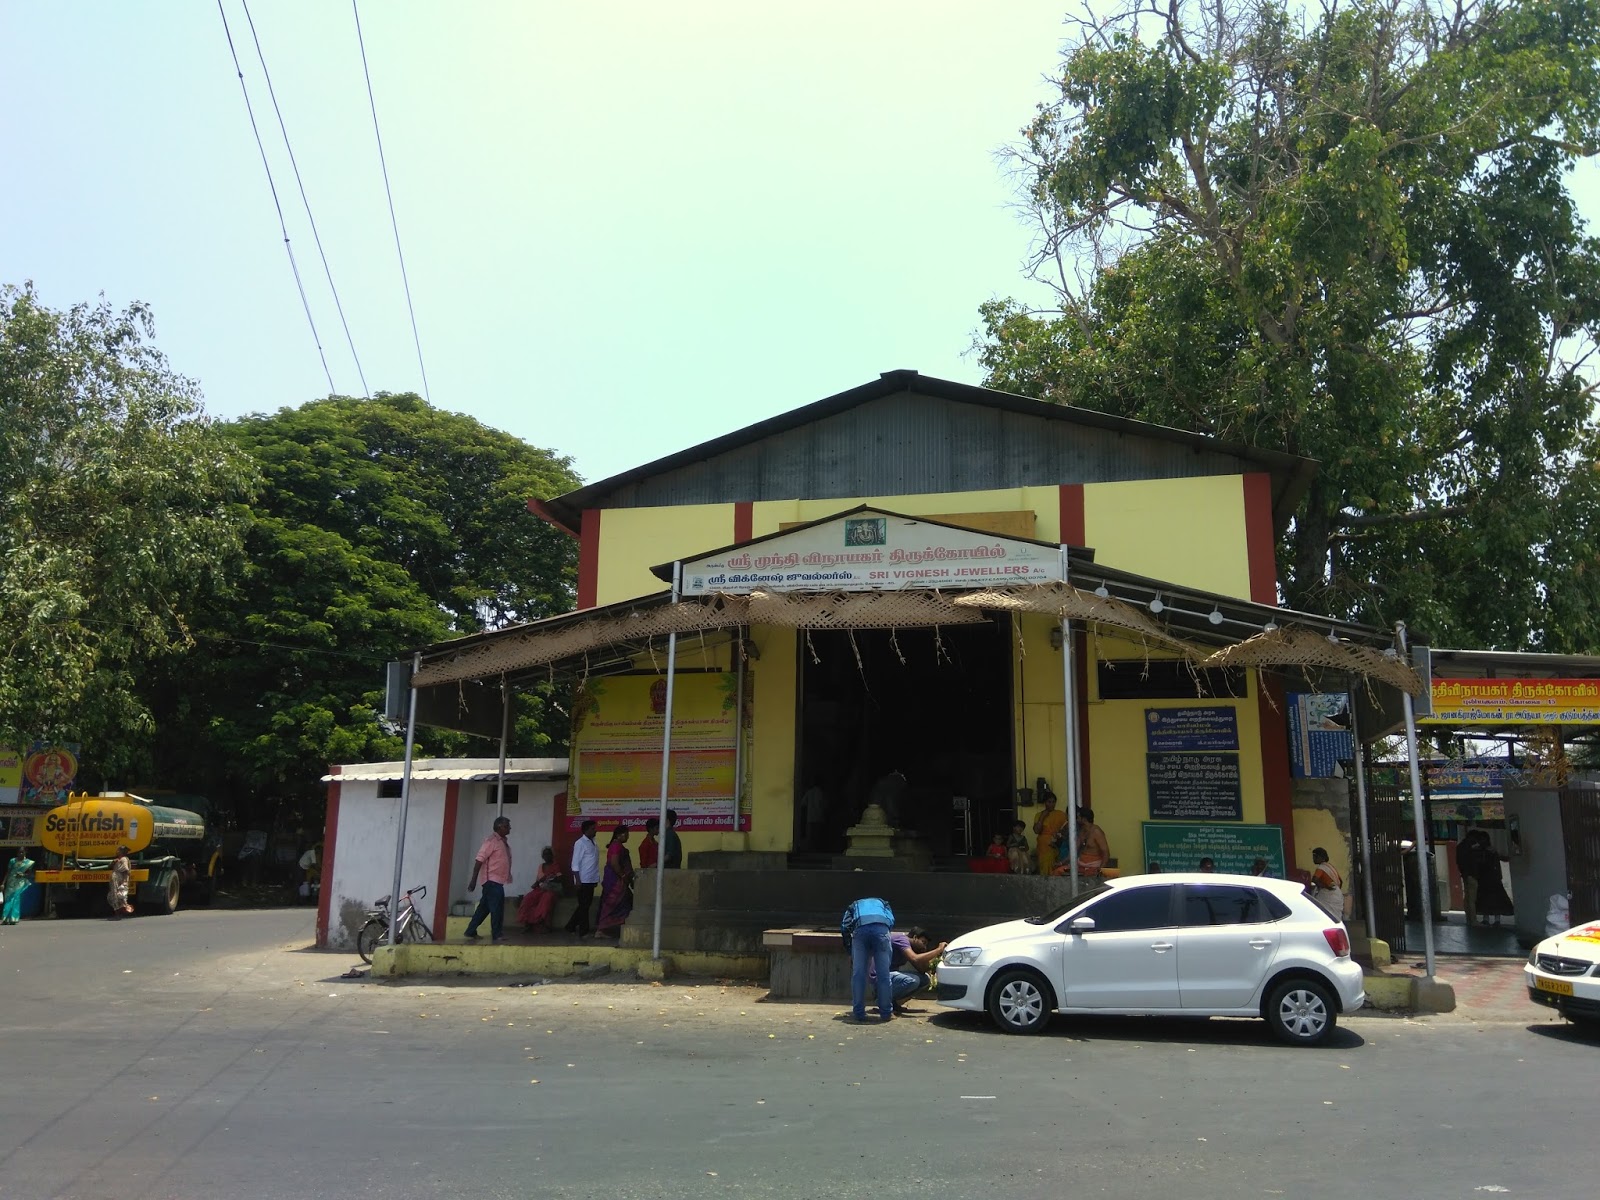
[1024,883,1111,924]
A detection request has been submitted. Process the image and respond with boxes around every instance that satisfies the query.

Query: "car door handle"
[1150,941,1174,953]
[1248,939,1273,949]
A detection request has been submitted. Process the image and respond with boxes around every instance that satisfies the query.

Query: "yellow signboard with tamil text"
[1425,678,1600,725]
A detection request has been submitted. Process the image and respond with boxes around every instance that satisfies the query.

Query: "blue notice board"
[1145,706,1240,752]
[1287,692,1353,778]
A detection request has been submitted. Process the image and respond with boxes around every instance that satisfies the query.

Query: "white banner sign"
[679,511,1061,595]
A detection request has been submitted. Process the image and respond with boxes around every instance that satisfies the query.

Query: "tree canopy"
[0,284,255,770]
[979,0,1600,650]
[144,394,583,829]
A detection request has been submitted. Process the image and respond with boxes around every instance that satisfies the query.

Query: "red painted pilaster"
[733,500,753,544]
[577,508,601,609]
[1058,483,1086,547]
[1242,473,1278,605]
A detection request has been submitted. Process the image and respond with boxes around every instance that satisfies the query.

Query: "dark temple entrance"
[794,622,1013,859]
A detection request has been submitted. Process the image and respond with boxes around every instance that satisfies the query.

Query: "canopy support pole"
[651,562,682,961]
[1396,622,1436,979]
[388,651,422,949]
[494,676,511,820]
[1061,547,1080,894]
[1349,697,1378,945]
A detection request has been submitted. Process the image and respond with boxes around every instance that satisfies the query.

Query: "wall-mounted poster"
[1147,753,1244,821]
[20,743,79,806]
[1287,693,1352,778]
[569,672,750,832]
[1141,822,1286,877]
[0,810,43,847]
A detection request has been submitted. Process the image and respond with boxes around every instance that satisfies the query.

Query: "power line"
[215,0,337,396]
[351,0,432,403]
[240,0,370,399]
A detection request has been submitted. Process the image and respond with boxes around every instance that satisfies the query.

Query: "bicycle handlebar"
[372,884,429,909]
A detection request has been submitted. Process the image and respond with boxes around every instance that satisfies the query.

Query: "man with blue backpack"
[841,896,896,1023]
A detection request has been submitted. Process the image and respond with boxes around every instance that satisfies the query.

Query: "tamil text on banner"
[1145,707,1242,821]
[677,509,1061,595]
[1425,678,1600,725]
[570,672,749,831]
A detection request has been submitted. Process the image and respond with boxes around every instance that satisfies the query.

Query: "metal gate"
[1355,778,1408,952]
[1559,785,1600,925]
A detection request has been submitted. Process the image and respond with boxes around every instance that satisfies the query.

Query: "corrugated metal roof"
[323,758,568,784]
[542,371,1317,532]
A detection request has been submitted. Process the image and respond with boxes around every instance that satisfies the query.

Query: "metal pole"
[651,562,682,961]
[1349,697,1378,941]
[1396,622,1436,979]
[731,632,746,834]
[494,676,511,820]
[1060,547,1080,894]
[389,652,422,949]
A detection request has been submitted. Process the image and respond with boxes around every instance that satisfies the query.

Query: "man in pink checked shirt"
[464,816,513,942]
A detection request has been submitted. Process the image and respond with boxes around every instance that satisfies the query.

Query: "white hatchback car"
[937,873,1365,1045]
[1525,920,1600,1028]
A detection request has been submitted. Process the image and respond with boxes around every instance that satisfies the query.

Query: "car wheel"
[986,968,1053,1035]
[1265,977,1337,1046]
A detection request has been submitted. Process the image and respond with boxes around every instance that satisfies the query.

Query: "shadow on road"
[927,1009,1366,1049]
[1525,1021,1600,1047]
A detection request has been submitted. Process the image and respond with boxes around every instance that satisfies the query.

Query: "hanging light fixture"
[1148,592,1165,614]
[1208,607,1224,625]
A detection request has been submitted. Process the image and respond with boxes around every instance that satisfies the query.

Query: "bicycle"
[355,883,433,963]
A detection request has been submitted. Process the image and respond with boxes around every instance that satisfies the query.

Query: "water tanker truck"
[34,792,218,915]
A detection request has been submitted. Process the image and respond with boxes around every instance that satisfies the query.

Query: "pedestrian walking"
[464,817,513,942]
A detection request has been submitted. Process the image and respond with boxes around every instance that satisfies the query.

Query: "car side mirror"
[1068,916,1096,934]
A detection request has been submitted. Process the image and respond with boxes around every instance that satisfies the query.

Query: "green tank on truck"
[35,792,223,916]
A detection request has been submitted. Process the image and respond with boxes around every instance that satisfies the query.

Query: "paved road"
[0,910,1595,1200]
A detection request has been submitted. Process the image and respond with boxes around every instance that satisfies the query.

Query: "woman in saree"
[108,845,134,918]
[2,847,36,924]
[594,827,635,938]
[517,846,564,933]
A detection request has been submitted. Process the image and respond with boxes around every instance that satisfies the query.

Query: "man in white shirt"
[563,820,601,937]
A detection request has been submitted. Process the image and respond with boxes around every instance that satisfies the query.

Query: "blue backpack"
[840,897,895,951]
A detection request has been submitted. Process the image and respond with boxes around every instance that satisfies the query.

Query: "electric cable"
[215,0,338,395]
[351,0,432,403]
[241,0,371,398]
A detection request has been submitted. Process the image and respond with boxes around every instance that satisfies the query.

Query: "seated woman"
[594,827,635,939]
[517,846,564,933]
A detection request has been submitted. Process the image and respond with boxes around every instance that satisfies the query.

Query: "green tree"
[0,284,255,772]
[145,394,582,829]
[979,0,1600,650]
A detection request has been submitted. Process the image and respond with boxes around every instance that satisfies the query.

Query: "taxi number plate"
[1535,977,1574,997]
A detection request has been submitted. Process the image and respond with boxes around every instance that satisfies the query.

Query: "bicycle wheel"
[356,916,390,964]
[404,914,434,944]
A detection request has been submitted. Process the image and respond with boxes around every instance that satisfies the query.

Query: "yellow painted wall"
[1292,810,1351,889]
[1082,476,1252,595]
[752,487,1064,542]
[595,503,734,606]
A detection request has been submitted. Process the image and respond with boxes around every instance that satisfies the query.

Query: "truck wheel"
[142,871,181,915]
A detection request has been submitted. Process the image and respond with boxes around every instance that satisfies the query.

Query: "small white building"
[317,758,568,951]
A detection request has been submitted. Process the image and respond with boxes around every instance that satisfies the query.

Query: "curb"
[371,941,767,981]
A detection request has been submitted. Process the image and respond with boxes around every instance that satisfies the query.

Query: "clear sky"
[3,3,1595,489]
[1,1,1072,485]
